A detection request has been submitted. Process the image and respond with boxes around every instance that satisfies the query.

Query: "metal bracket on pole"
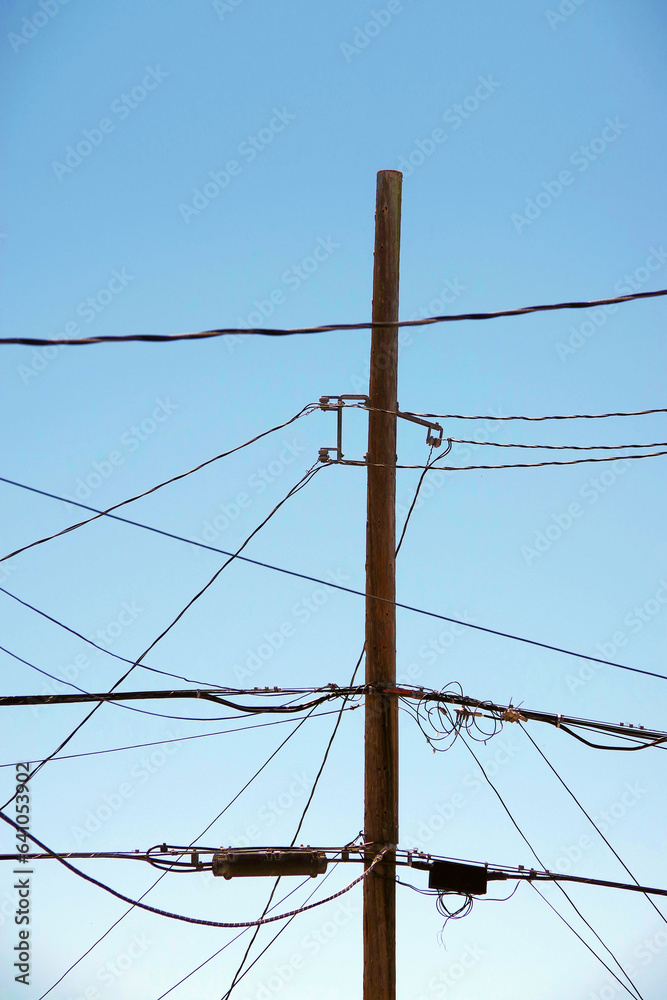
[395,406,444,448]
[318,394,445,465]
[318,394,369,465]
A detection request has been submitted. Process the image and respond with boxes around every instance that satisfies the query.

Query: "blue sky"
[1,1,667,998]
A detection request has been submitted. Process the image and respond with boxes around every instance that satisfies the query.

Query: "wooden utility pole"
[364,169,402,1000]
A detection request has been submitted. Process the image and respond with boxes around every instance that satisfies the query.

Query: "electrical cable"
[364,405,667,422]
[445,437,667,451]
[0,403,316,567]
[458,733,644,999]
[3,286,666,345]
[520,724,667,927]
[395,444,437,556]
[1,461,325,812]
[3,474,666,683]
[392,449,667,470]
[36,708,318,998]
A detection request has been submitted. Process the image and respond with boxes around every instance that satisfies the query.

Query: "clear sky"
[1,1,667,998]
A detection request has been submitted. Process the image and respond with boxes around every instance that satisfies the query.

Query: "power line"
[0,403,316,567]
[3,475,665,684]
[0,685,356,712]
[365,405,667,421]
[389,448,667,470]
[445,437,667,451]
[2,287,666,346]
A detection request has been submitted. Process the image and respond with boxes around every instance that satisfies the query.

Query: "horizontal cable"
[365,405,667,422]
[2,288,666,346]
[446,438,667,451]
[388,449,667,471]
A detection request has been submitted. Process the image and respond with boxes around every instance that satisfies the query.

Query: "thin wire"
[0,403,316,567]
[395,444,437,556]
[3,287,666,345]
[393,449,667,470]
[1,462,324,811]
[365,405,667,422]
[447,437,667,451]
[521,724,667,927]
[458,734,643,999]
[37,709,318,998]
[0,709,355,769]
[3,477,666,682]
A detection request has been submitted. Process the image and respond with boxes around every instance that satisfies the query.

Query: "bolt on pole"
[364,169,402,1000]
